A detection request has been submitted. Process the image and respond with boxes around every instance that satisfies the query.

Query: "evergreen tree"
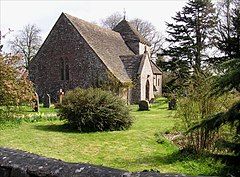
[215,0,240,63]
[161,0,217,93]
[188,0,240,158]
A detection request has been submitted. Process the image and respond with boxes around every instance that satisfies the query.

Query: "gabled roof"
[113,19,151,46]
[150,60,162,75]
[120,55,143,79]
[63,13,134,83]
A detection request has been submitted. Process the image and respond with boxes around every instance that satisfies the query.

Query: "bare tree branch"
[100,13,165,56]
[101,12,123,29]
[9,24,42,70]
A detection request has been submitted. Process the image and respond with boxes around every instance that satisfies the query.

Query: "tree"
[161,0,217,93]
[215,0,240,63]
[0,55,34,106]
[9,24,42,70]
[187,2,240,155]
[101,12,123,29]
[130,18,164,56]
[188,58,240,156]
[101,13,164,56]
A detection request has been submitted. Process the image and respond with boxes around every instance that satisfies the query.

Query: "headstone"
[43,94,51,108]
[58,89,64,104]
[168,98,177,110]
[138,100,150,111]
[33,92,39,112]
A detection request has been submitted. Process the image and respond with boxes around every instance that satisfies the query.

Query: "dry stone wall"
[0,147,211,177]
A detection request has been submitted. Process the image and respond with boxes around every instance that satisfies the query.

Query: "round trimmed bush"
[58,87,133,132]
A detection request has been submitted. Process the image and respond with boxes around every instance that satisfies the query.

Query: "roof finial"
[123,8,126,20]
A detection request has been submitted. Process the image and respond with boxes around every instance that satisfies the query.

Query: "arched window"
[145,80,150,101]
[60,58,69,81]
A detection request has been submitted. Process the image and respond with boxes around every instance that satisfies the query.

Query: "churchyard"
[1,0,239,176]
[0,98,226,176]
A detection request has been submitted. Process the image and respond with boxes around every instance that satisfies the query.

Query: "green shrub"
[58,87,133,132]
[175,75,238,153]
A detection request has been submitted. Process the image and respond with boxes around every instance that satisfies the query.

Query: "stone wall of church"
[153,74,162,95]
[139,54,154,101]
[130,77,141,104]
[29,14,109,102]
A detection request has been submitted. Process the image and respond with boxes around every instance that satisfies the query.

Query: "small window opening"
[60,58,69,81]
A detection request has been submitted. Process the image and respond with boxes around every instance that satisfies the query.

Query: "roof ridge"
[63,12,121,36]
[150,60,162,74]
[113,19,151,46]
[62,12,133,83]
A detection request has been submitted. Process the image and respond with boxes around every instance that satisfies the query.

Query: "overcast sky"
[1,0,189,52]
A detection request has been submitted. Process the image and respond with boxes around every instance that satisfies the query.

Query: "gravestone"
[168,98,177,110]
[43,94,51,108]
[58,89,64,104]
[138,100,149,111]
[33,92,39,112]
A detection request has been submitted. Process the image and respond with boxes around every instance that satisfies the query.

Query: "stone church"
[29,13,162,104]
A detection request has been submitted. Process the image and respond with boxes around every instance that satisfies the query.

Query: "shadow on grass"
[116,150,239,176]
[131,150,202,166]
[34,124,79,133]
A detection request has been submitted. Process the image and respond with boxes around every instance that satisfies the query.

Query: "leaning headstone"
[43,94,51,108]
[58,89,64,104]
[138,100,150,111]
[33,92,39,112]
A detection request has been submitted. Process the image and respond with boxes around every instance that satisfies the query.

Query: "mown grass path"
[0,99,224,175]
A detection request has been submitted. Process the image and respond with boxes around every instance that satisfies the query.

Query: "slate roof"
[150,60,162,75]
[120,55,143,79]
[64,13,134,83]
[113,19,151,46]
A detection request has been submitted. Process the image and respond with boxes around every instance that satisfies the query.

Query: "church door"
[145,80,150,101]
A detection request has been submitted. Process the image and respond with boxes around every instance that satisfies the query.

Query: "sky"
[1,0,189,52]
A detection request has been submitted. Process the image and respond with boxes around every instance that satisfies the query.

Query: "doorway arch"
[145,79,150,100]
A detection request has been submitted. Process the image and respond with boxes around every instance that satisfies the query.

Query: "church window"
[65,63,69,80]
[60,58,69,81]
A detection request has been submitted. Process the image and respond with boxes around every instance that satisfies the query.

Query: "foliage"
[214,0,240,64]
[189,100,240,155]
[88,71,132,104]
[161,0,217,93]
[0,99,227,176]
[58,87,133,132]
[155,132,168,144]
[188,58,240,156]
[213,58,240,94]
[9,24,42,70]
[0,105,58,129]
[0,55,34,106]
[175,73,235,153]
[182,1,240,159]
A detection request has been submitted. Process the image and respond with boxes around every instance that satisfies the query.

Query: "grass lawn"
[0,99,224,176]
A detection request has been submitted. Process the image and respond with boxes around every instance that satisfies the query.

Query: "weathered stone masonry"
[29,14,110,102]
[0,147,207,177]
[29,13,162,104]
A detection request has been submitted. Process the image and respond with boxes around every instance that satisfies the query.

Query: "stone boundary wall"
[0,147,210,177]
